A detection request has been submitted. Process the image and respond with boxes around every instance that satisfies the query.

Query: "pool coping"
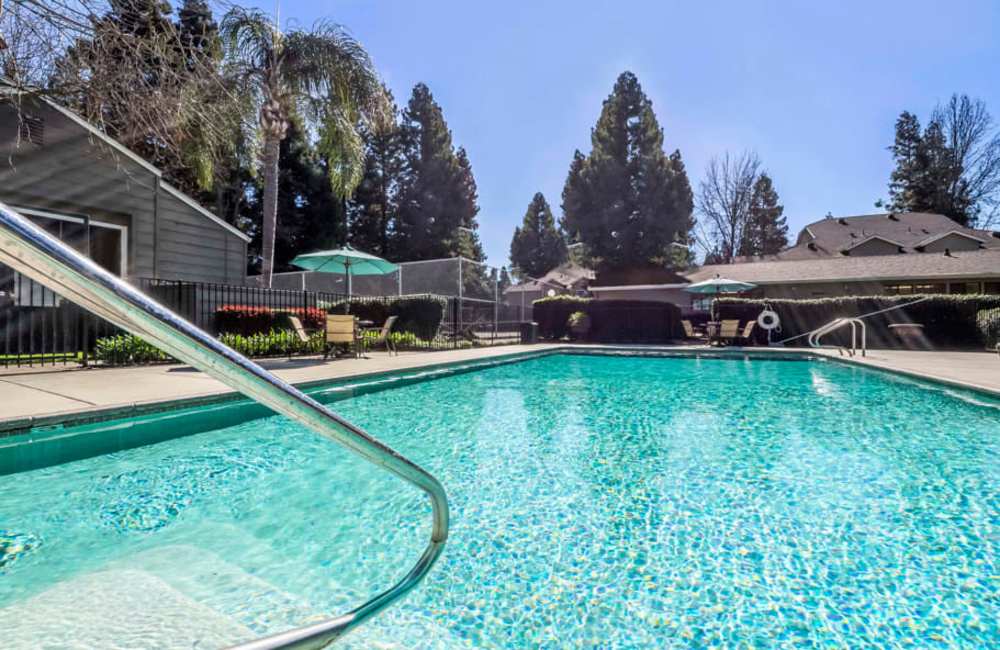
[2,344,998,436]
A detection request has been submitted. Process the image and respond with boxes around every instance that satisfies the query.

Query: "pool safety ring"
[757,309,780,331]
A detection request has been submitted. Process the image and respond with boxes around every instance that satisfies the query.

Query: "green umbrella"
[291,246,399,297]
[683,274,757,319]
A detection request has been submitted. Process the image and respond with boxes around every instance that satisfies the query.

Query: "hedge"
[532,296,591,340]
[215,305,325,335]
[533,296,683,343]
[714,295,1000,350]
[329,295,446,340]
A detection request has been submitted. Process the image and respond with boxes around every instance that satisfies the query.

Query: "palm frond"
[317,108,366,199]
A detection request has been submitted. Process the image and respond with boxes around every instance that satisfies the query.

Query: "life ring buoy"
[757,309,780,331]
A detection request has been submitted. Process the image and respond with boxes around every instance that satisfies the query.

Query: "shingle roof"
[685,248,1000,285]
[776,212,1000,260]
[505,263,594,293]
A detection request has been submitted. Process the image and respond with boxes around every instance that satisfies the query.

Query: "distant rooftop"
[770,212,1000,261]
[686,247,1000,285]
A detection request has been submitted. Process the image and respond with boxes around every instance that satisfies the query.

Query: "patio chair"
[681,319,706,342]
[737,321,756,346]
[360,315,398,356]
[324,314,360,359]
[718,319,740,345]
[286,315,311,360]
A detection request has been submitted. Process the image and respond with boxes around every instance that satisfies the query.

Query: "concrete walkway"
[0,345,560,430]
[2,344,998,432]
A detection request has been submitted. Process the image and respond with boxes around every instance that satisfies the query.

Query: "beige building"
[504,263,595,306]
[687,212,1000,300]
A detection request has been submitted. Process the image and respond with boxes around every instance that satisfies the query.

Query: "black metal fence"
[1,273,527,369]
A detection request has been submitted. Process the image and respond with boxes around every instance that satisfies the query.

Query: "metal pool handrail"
[808,317,866,357]
[0,201,449,649]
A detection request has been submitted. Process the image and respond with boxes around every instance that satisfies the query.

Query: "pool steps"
[0,201,449,648]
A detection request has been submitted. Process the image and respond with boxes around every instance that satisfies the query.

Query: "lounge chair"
[324,314,359,359]
[361,315,398,356]
[286,315,311,359]
[681,319,706,342]
[718,319,740,345]
[737,321,756,346]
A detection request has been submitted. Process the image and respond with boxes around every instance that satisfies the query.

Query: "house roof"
[685,248,1000,285]
[778,212,1000,260]
[1,81,251,243]
[505,263,594,293]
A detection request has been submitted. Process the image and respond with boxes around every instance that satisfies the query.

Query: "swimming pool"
[1,352,997,648]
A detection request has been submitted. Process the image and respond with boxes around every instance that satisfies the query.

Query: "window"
[948,282,982,295]
[884,283,945,295]
[10,209,127,305]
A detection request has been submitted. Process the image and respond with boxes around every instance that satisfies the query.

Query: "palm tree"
[220,8,386,287]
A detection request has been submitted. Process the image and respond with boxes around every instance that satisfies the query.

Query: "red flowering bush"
[215,305,276,335]
[215,305,326,335]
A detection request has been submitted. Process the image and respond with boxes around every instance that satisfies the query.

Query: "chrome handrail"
[0,202,448,649]
[808,317,866,357]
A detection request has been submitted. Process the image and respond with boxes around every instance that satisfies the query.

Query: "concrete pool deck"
[1,344,998,431]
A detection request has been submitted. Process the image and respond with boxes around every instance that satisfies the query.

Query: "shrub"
[215,305,327,335]
[215,305,276,335]
[360,329,425,350]
[977,307,1000,349]
[585,300,683,343]
[715,295,1000,350]
[329,295,446,340]
[533,296,592,339]
[94,334,171,365]
[567,311,591,339]
[533,296,683,342]
[219,330,323,357]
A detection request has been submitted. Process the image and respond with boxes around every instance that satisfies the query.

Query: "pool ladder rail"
[808,317,867,357]
[0,202,449,649]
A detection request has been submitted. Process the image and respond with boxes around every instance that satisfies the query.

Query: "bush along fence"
[0,267,533,368]
[533,296,683,343]
[715,295,1000,350]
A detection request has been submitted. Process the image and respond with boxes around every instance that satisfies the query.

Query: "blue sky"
[260,0,999,267]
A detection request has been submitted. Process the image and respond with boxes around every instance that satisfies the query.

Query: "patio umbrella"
[291,246,399,298]
[683,274,757,319]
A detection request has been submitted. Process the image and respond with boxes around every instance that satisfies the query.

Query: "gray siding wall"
[156,189,246,284]
[0,98,246,284]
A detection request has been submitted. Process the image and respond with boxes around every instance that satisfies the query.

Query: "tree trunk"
[259,136,281,288]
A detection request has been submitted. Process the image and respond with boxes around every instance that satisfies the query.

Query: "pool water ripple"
[0,353,997,648]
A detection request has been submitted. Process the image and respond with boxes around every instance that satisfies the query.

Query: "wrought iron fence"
[1,272,527,369]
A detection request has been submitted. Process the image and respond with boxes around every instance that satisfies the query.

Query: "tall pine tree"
[739,174,788,257]
[348,89,403,258]
[560,72,693,271]
[882,96,1000,227]
[395,83,483,261]
[510,192,568,278]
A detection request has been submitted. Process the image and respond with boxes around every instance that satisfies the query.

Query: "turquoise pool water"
[0,353,997,648]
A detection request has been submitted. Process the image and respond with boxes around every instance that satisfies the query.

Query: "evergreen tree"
[454,147,485,261]
[176,0,221,71]
[887,111,925,211]
[509,192,567,278]
[395,83,483,261]
[349,90,403,258]
[740,174,788,257]
[560,150,588,239]
[883,95,1000,227]
[498,267,512,295]
[560,72,693,271]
